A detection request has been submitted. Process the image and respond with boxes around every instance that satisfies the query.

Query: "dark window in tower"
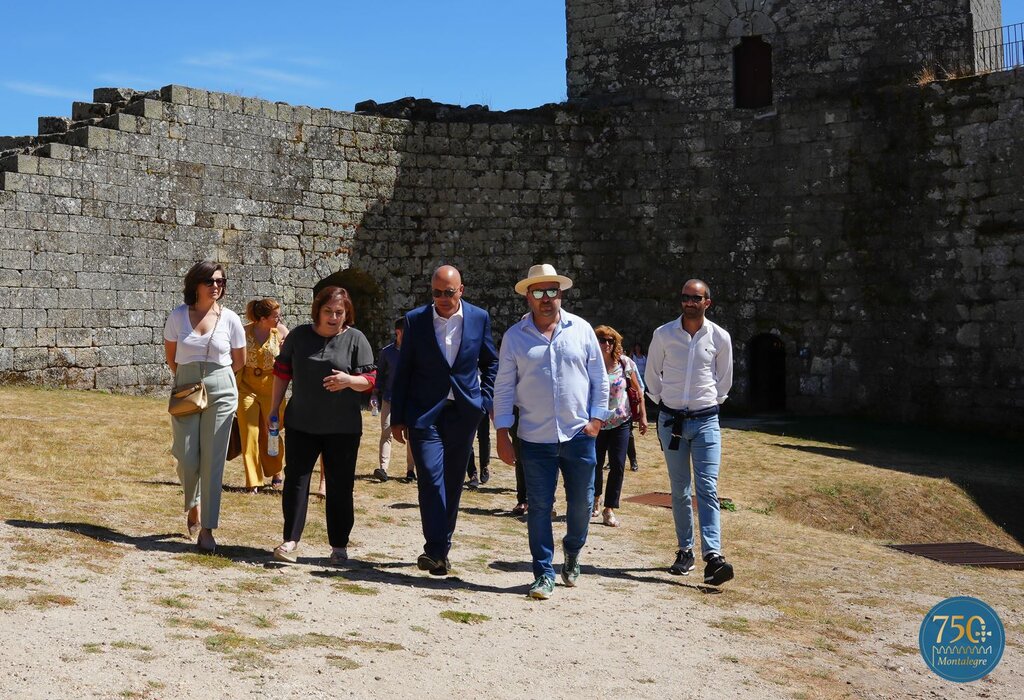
[733,36,773,109]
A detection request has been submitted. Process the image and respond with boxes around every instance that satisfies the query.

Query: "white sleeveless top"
[163,304,246,366]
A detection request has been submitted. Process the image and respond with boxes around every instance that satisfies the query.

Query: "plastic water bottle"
[268,415,280,457]
[370,397,379,417]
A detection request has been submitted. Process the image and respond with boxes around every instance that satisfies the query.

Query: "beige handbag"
[168,381,208,416]
[168,307,221,417]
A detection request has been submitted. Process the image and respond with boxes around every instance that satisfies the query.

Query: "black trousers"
[282,428,359,548]
[466,413,492,476]
[595,422,630,508]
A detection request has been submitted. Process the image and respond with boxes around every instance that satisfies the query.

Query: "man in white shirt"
[645,278,735,586]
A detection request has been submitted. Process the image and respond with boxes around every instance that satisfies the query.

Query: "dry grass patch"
[26,592,75,608]
[0,574,44,588]
[156,594,191,609]
[333,581,378,596]
[326,654,360,669]
[278,632,403,652]
[177,553,235,569]
[439,610,490,625]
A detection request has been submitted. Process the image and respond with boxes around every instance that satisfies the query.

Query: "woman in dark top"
[269,286,376,564]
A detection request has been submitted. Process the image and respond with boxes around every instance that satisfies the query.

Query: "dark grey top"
[277,324,376,435]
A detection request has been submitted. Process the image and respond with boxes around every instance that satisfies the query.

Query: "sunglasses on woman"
[203,278,227,287]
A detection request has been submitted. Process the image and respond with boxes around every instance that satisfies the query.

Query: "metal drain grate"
[887,541,1024,570]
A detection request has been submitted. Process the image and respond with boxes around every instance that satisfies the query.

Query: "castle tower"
[566,0,1001,109]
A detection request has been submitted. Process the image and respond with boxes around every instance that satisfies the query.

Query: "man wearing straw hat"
[494,263,609,600]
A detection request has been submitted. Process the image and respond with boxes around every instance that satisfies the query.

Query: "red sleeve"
[358,369,376,393]
[272,359,292,381]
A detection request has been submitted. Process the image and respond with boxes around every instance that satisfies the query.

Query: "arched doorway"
[748,333,786,411]
[313,268,389,353]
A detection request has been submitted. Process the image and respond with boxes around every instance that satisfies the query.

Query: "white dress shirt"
[432,302,464,400]
[644,317,733,411]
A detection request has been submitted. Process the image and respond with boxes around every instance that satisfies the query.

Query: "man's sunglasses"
[431,288,459,298]
[680,294,706,303]
[529,289,560,300]
[203,278,227,287]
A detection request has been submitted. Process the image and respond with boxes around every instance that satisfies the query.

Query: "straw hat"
[514,263,574,296]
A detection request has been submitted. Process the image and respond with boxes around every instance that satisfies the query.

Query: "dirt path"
[1,413,1020,699]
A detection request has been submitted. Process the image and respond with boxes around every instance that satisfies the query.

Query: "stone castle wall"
[1,1,1021,433]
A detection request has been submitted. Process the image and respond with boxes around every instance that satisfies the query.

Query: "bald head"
[431,265,464,319]
[683,278,710,299]
[432,265,462,287]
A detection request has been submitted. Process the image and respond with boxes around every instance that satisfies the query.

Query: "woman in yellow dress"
[237,298,289,492]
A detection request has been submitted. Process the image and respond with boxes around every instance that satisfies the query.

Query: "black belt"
[659,403,719,450]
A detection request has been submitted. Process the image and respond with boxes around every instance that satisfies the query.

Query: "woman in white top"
[163,260,246,553]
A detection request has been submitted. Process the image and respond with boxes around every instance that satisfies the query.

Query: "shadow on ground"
[5,519,269,562]
[727,415,1024,545]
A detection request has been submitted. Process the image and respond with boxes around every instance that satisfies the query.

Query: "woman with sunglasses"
[163,260,246,552]
[592,325,648,527]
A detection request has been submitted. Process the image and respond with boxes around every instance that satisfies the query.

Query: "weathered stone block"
[160,84,190,105]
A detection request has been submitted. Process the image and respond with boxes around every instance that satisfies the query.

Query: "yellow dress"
[236,324,285,488]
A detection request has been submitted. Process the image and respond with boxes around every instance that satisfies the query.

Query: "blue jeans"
[656,414,722,556]
[520,431,596,580]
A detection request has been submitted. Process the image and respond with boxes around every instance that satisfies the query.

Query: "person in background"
[465,412,491,489]
[164,260,246,553]
[627,342,648,472]
[372,318,415,483]
[592,325,647,527]
[237,298,289,493]
[270,286,376,565]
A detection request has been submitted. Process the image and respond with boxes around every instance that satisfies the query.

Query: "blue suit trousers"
[410,402,480,560]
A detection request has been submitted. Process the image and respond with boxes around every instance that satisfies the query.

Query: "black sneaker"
[668,549,695,575]
[373,468,388,482]
[703,553,734,586]
[480,465,490,484]
[404,471,416,483]
[429,558,451,577]
[466,476,480,490]
[417,553,440,571]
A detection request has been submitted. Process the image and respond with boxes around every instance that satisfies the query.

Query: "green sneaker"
[528,575,555,600]
[561,553,580,587]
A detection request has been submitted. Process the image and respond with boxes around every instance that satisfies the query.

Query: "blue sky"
[1,0,1022,137]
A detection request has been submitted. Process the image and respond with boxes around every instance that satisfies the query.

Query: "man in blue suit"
[391,265,499,575]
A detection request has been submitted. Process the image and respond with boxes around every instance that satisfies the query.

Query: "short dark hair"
[394,317,406,331]
[183,260,226,305]
[311,286,355,326]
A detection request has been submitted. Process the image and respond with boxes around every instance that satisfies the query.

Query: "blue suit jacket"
[390,301,499,430]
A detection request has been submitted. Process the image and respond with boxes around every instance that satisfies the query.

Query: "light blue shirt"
[493,309,610,444]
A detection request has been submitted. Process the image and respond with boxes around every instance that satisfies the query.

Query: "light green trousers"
[170,362,238,529]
